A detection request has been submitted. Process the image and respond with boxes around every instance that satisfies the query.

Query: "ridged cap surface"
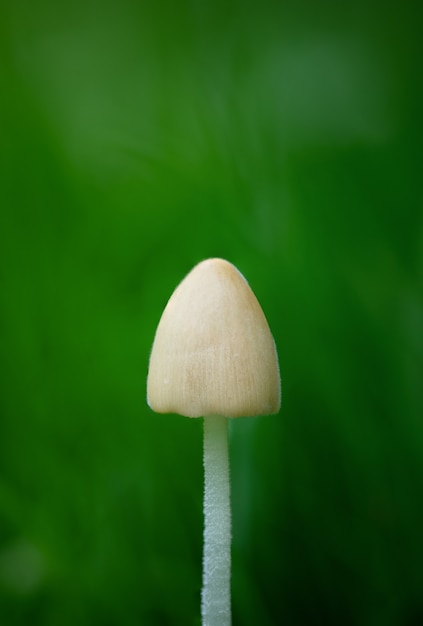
[147,258,281,417]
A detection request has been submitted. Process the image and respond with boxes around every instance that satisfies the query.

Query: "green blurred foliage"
[0,0,422,624]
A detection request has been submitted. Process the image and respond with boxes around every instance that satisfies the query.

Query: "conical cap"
[147,258,281,417]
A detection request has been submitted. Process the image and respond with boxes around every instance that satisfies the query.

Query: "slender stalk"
[201,415,232,626]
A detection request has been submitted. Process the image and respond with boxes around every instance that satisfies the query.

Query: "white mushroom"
[147,258,281,626]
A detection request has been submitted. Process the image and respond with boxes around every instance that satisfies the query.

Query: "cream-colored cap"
[147,258,281,417]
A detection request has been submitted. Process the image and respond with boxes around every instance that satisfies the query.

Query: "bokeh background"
[1,0,422,624]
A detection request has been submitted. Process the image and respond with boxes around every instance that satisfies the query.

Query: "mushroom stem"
[201,415,232,626]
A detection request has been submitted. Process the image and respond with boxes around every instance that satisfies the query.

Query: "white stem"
[201,415,232,626]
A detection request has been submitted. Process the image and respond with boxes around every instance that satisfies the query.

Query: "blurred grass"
[1,0,422,624]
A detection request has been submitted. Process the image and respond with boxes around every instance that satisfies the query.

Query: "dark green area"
[1,1,422,624]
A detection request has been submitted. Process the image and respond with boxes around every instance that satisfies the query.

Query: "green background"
[1,1,422,624]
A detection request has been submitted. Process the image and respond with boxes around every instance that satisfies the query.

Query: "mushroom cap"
[147,258,281,418]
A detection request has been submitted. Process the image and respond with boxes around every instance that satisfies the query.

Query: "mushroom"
[147,258,281,626]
